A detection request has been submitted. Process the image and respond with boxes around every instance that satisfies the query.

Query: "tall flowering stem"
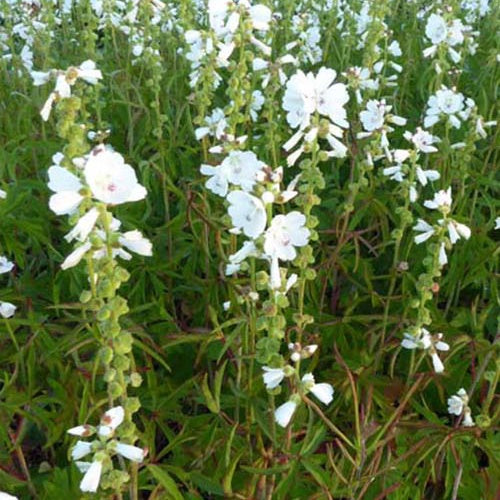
[34,62,151,496]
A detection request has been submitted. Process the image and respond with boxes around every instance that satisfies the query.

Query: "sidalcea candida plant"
[33,61,151,496]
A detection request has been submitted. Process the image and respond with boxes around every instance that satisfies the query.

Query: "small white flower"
[431,352,445,373]
[47,164,84,215]
[302,373,334,405]
[275,400,297,427]
[404,128,439,153]
[119,231,153,257]
[84,149,146,205]
[438,242,448,267]
[115,443,145,463]
[71,440,93,461]
[0,257,14,274]
[462,407,474,427]
[61,242,92,270]
[0,302,16,318]
[424,188,452,211]
[360,99,386,132]
[264,212,310,261]
[447,388,468,415]
[64,208,99,243]
[0,493,18,500]
[425,14,448,45]
[388,40,402,57]
[79,460,102,493]
[262,366,286,389]
[98,406,124,437]
[227,191,266,238]
[226,241,259,275]
[413,219,435,244]
[67,425,94,437]
[446,220,471,244]
[283,68,349,130]
[416,167,440,186]
[0,189,7,199]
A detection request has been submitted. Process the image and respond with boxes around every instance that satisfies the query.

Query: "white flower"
[227,191,266,238]
[424,87,464,128]
[416,166,440,186]
[388,40,402,57]
[224,151,265,191]
[201,151,264,197]
[115,443,145,463]
[0,256,14,274]
[446,220,471,244]
[283,68,349,130]
[0,302,16,318]
[302,373,334,405]
[71,440,93,461]
[413,219,435,244]
[462,407,474,427]
[64,208,99,242]
[37,61,102,121]
[47,164,84,215]
[80,460,102,493]
[495,217,500,230]
[262,366,285,389]
[250,90,265,121]
[0,493,18,499]
[84,149,146,205]
[404,128,439,153]
[360,99,386,132]
[425,14,448,45]
[119,231,153,256]
[67,425,94,437]
[249,5,272,31]
[424,188,452,211]
[0,189,7,199]
[401,329,432,350]
[430,352,445,373]
[264,212,310,261]
[61,242,92,270]
[195,108,227,141]
[275,400,297,427]
[226,241,259,275]
[438,242,448,267]
[447,388,468,415]
[98,406,124,437]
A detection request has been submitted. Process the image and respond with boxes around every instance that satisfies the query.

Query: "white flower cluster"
[282,67,349,166]
[262,343,334,427]
[68,406,146,492]
[46,146,152,270]
[184,0,272,89]
[413,188,471,268]
[32,60,102,121]
[202,150,308,292]
[423,86,474,130]
[447,388,474,427]
[357,98,407,161]
[423,12,477,66]
[382,129,441,202]
[402,327,450,373]
[0,256,16,319]
[288,11,322,65]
